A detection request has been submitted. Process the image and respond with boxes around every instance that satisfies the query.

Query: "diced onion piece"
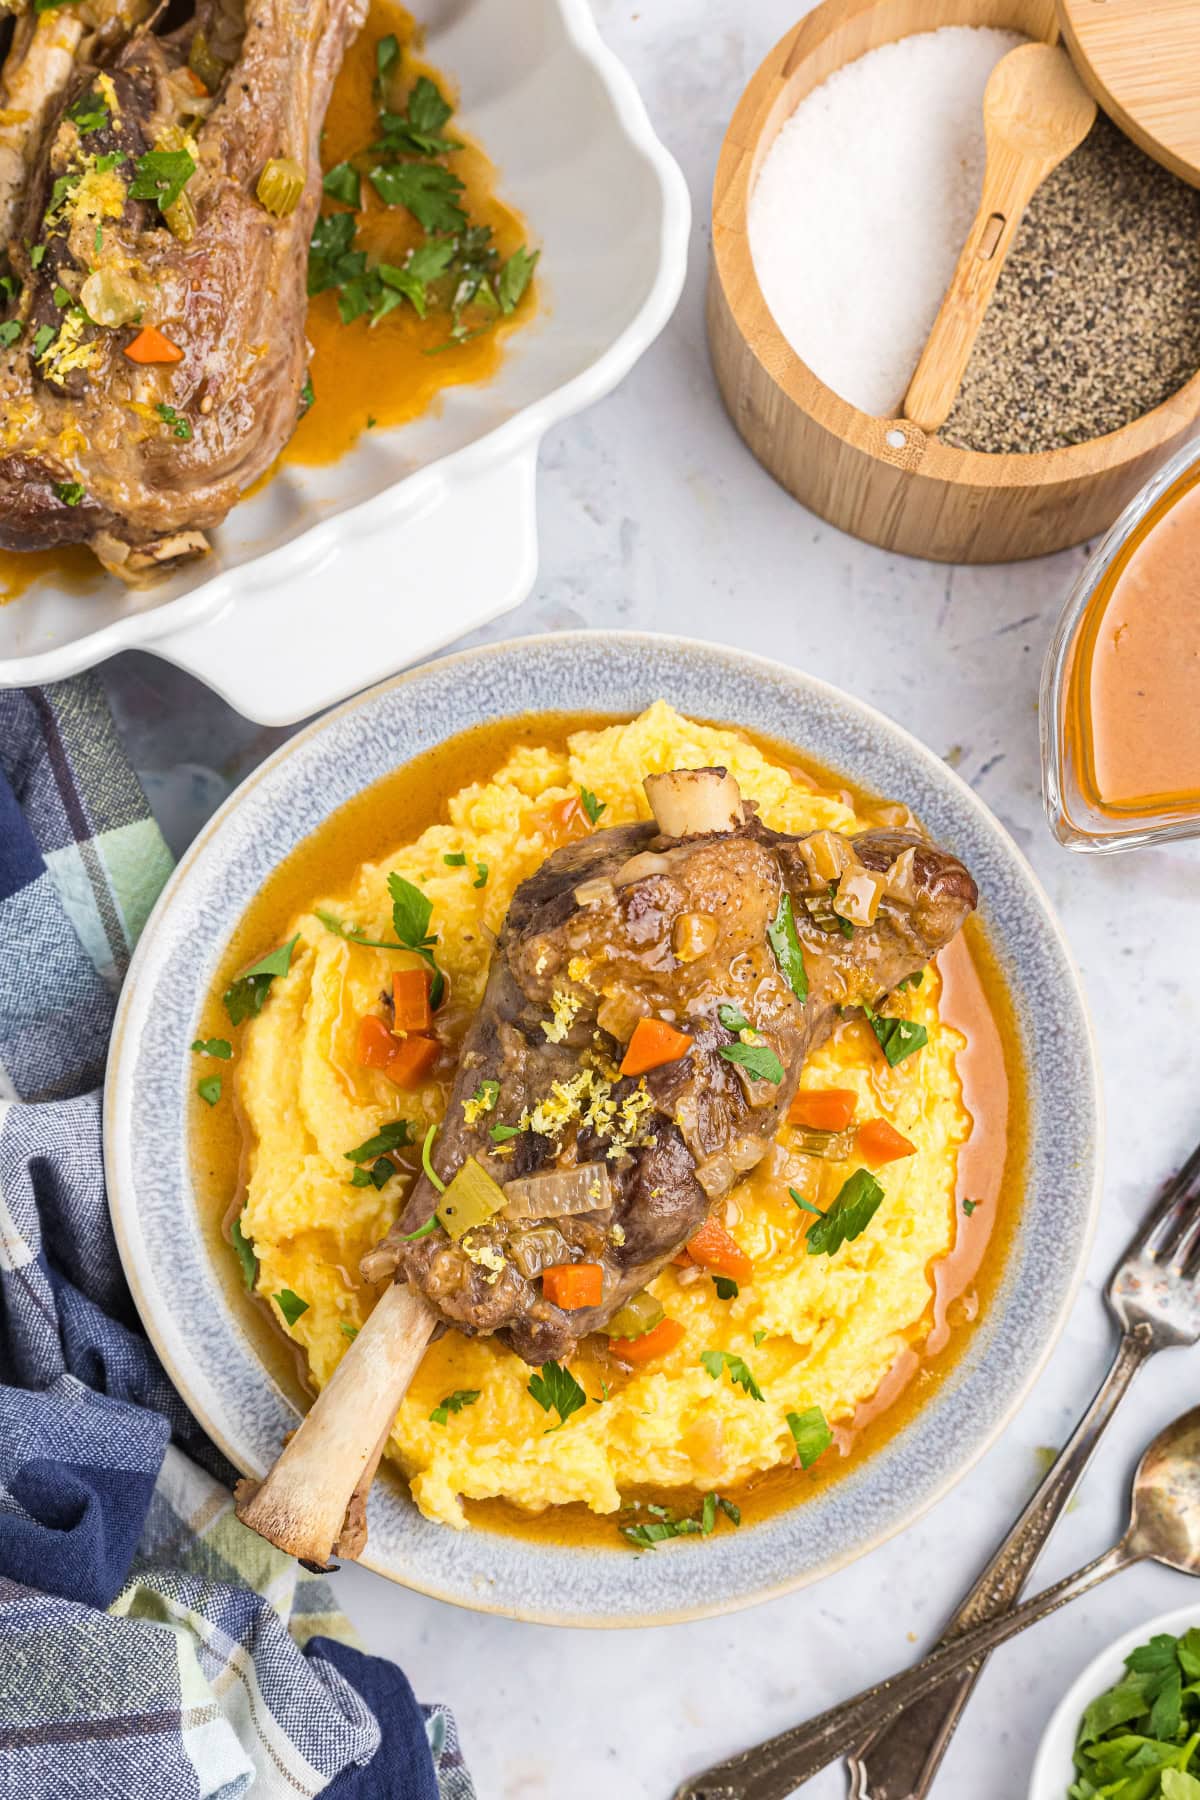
[643,767,743,838]
[883,846,918,904]
[672,910,718,962]
[873,801,918,832]
[614,849,674,888]
[596,988,649,1044]
[574,877,614,907]
[81,267,144,328]
[797,829,856,887]
[603,1290,665,1340]
[257,156,306,218]
[502,1160,613,1221]
[436,1157,507,1240]
[835,865,887,927]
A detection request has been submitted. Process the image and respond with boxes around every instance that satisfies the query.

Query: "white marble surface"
[100,3,1200,1795]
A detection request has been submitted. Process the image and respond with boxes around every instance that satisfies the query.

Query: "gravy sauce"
[1070,464,1200,817]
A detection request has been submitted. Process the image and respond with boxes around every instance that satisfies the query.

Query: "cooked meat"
[0,0,366,579]
[362,776,979,1364]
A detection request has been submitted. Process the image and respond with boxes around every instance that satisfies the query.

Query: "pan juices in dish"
[200,705,1010,1538]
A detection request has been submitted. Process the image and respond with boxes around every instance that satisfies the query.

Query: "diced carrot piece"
[124,324,184,364]
[788,1088,858,1132]
[672,1251,692,1267]
[857,1118,917,1166]
[607,1317,685,1364]
[356,1014,395,1070]
[385,1034,439,1089]
[542,1262,604,1310]
[619,1016,692,1078]
[183,66,209,96]
[392,967,432,1035]
[686,1216,753,1283]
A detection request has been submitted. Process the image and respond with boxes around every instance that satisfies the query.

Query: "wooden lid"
[1058,0,1200,187]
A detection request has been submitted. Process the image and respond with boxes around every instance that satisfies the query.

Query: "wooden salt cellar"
[707,0,1200,563]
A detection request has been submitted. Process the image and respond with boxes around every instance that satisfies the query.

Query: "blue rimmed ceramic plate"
[104,633,1102,1626]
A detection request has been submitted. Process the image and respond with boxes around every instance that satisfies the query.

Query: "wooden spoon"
[901,42,1096,435]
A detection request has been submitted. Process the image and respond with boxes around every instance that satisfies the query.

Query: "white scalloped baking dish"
[0,0,689,723]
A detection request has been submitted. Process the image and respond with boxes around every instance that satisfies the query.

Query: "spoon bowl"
[1126,1405,1200,1572]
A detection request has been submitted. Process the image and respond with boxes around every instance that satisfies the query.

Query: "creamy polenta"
[236,704,971,1530]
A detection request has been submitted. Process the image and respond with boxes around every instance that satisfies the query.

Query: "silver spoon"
[673,1407,1200,1800]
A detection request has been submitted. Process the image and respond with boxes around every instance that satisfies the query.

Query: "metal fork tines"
[1113,1138,1200,1344]
[846,1135,1200,1800]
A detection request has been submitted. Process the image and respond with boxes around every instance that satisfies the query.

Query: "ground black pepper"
[941,114,1200,455]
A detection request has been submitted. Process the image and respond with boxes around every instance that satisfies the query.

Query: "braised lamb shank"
[236,768,978,1566]
[0,0,365,579]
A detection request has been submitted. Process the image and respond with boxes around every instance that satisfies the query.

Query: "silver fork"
[844,1137,1200,1800]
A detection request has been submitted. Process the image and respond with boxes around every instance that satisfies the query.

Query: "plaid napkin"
[0,678,474,1800]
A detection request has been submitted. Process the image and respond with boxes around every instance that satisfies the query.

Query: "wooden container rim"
[711,0,1200,495]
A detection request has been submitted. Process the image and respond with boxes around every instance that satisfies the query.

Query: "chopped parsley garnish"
[345,1120,413,1162]
[67,89,109,135]
[767,892,808,1004]
[712,1276,739,1301]
[0,321,21,348]
[496,245,538,314]
[421,1120,446,1194]
[1071,1627,1200,1791]
[579,786,606,825]
[130,147,196,215]
[473,862,488,888]
[52,284,71,308]
[864,1004,928,1067]
[717,1002,749,1033]
[753,1328,767,1347]
[197,1075,221,1105]
[322,161,362,208]
[375,75,461,157]
[230,1213,257,1288]
[719,1039,783,1085]
[898,970,925,992]
[490,1123,521,1143]
[430,1388,481,1425]
[469,1079,500,1113]
[787,1406,833,1469]
[30,245,46,269]
[388,873,445,1007]
[156,402,192,440]
[376,31,400,89]
[275,1289,309,1328]
[191,1037,232,1059]
[350,1157,397,1190]
[300,372,314,409]
[33,324,55,358]
[443,851,467,866]
[962,1197,979,1216]
[621,1493,739,1549]
[804,1169,884,1257]
[788,1186,824,1219]
[368,159,466,233]
[340,1322,359,1341]
[222,935,299,1026]
[700,1349,764,1402]
[314,907,407,950]
[55,481,86,506]
[527,1360,586,1431]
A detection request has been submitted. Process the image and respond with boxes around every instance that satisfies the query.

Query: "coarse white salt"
[748,26,1025,418]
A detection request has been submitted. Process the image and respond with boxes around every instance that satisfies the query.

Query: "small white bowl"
[1029,1602,1200,1800]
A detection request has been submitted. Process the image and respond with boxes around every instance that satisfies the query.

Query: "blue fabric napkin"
[0,678,474,1800]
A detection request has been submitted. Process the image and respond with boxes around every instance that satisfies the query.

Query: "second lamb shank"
[236,767,978,1566]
